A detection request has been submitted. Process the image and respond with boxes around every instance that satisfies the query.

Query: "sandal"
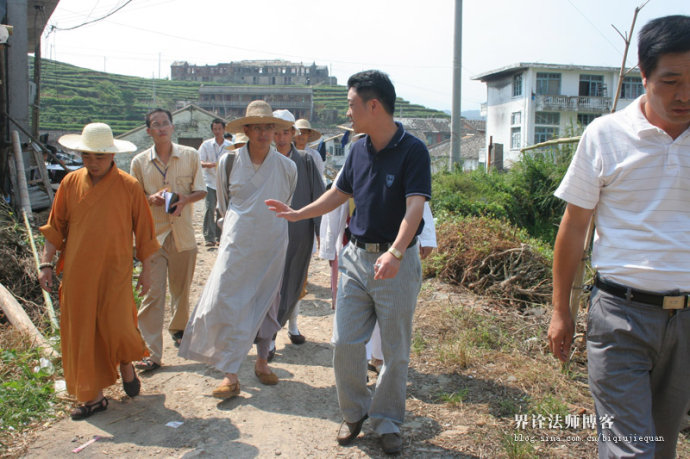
[122,364,141,397]
[134,358,160,372]
[71,397,108,420]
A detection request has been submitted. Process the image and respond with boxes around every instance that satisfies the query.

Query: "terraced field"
[33,58,447,134]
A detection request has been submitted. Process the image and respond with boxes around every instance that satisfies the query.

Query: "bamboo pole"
[0,282,58,359]
[8,152,19,207]
[11,130,32,221]
[23,210,58,331]
[520,136,581,153]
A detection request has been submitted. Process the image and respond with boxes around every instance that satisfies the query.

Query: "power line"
[50,0,135,31]
[563,0,621,55]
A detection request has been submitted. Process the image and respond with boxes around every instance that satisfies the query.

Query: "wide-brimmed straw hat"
[224,133,249,150]
[225,100,294,133]
[295,119,321,142]
[58,123,136,154]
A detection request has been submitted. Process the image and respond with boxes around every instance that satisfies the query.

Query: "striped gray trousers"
[333,241,422,435]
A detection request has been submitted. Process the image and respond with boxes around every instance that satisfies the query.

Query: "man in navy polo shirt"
[267,70,431,455]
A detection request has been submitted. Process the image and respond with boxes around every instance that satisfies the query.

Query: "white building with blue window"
[472,63,644,166]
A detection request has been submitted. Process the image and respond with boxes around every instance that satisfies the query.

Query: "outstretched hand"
[265,199,300,222]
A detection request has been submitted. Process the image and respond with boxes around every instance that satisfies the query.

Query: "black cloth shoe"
[288,332,306,345]
[336,414,368,445]
[122,364,141,397]
[380,432,402,455]
[172,331,184,348]
[267,348,275,362]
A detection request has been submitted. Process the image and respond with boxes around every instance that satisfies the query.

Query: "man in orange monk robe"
[38,123,160,420]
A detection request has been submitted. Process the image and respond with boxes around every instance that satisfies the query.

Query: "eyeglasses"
[150,121,172,129]
[248,124,275,133]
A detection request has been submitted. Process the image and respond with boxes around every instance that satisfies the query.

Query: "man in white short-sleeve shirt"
[548,15,690,459]
[198,118,231,246]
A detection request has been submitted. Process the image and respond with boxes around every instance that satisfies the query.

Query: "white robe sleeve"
[216,152,230,229]
[419,201,437,248]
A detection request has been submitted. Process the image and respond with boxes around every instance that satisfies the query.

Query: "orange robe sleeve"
[131,181,159,261]
[40,179,69,252]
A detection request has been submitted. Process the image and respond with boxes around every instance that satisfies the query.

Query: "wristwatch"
[388,247,403,260]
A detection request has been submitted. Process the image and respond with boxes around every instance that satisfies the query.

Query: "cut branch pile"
[425,216,552,307]
[0,200,51,328]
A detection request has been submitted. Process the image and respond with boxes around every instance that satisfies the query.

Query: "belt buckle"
[662,295,685,310]
[364,242,379,253]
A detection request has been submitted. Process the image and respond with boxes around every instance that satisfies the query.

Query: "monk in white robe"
[179,101,297,398]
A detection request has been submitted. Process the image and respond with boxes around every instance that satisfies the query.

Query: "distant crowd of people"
[38,14,690,457]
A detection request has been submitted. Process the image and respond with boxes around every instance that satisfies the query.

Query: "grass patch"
[0,329,65,453]
[529,394,570,420]
[409,280,600,457]
[411,331,428,356]
[438,388,468,407]
[437,337,471,368]
[495,397,527,418]
[501,432,537,459]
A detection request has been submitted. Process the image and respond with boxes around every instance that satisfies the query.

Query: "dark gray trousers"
[587,287,690,458]
[203,187,219,243]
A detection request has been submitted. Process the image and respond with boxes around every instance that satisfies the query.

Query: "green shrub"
[432,145,574,246]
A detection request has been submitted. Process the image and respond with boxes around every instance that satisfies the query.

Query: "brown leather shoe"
[380,432,402,455]
[212,381,240,399]
[254,370,278,385]
[336,414,368,445]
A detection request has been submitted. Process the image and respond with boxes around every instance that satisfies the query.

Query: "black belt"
[594,275,690,310]
[350,236,417,253]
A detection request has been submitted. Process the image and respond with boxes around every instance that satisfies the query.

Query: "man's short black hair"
[211,118,226,130]
[347,70,396,115]
[145,108,173,128]
[638,15,690,77]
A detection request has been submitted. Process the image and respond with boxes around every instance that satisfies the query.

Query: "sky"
[42,0,689,113]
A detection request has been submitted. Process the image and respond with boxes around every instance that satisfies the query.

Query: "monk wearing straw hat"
[294,118,325,180]
[179,100,297,398]
[39,123,159,420]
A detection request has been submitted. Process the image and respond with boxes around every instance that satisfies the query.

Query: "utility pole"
[31,6,43,140]
[449,0,462,170]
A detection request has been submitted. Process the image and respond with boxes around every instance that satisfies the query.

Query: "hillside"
[32,58,447,135]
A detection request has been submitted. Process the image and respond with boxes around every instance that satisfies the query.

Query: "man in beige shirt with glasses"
[130,108,206,371]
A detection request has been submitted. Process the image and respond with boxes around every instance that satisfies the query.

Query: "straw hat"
[295,119,321,142]
[224,133,249,150]
[225,100,294,133]
[58,123,136,154]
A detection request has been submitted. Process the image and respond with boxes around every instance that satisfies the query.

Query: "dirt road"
[24,203,455,458]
